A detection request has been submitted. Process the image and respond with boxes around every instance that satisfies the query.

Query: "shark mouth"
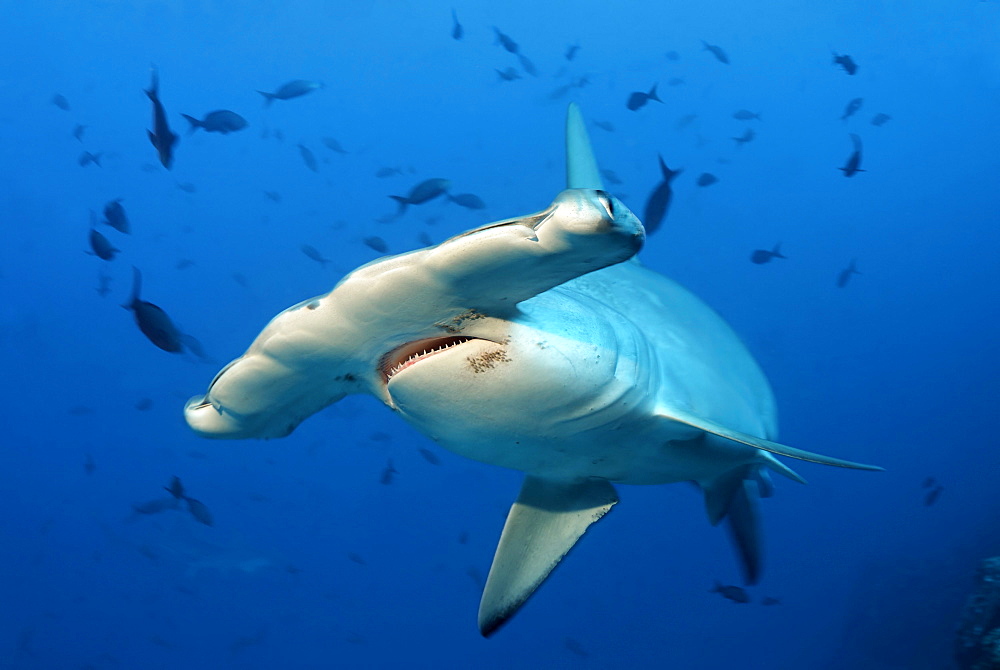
[380,336,479,383]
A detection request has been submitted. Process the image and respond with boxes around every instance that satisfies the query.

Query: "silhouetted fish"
[448,193,486,209]
[185,497,214,526]
[643,155,682,236]
[96,271,112,297]
[702,40,729,64]
[257,80,322,106]
[389,178,451,217]
[363,236,388,253]
[124,267,184,353]
[871,113,892,127]
[712,582,750,603]
[592,120,615,132]
[450,9,463,40]
[761,597,781,606]
[181,110,247,134]
[321,137,349,153]
[103,199,130,234]
[145,66,179,169]
[841,97,863,121]
[697,172,718,187]
[564,637,588,657]
[750,243,786,264]
[495,67,521,82]
[380,459,397,485]
[375,167,403,178]
[78,151,102,167]
[297,144,318,172]
[626,83,662,111]
[51,94,70,110]
[836,259,861,287]
[516,53,538,77]
[839,133,864,177]
[832,52,858,75]
[733,109,761,121]
[732,128,756,146]
[88,227,119,261]
[176,182,196,193]
[73,124,86,141]
[565,44,580,61]
[300,244,330,267]
[84,454,96,475]
[135,397,154,411]
[493,27,519,53]
[132,497,180,515]
[924,485,943,507]
[418,448,441,465]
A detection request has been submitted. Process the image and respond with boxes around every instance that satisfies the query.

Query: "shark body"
[185,104,880,636]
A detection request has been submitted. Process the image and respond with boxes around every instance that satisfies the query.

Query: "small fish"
[176,182,197,193]
[871,113,892,127]
[712,582,750,603]
[701,40,730,64]
[448,193,486,210]
[135,397,154,411]
[257,79,323,106]
[297,144,319,172]
[124,267,184,353]
[924,485,944,507]
[145,66,179,169]
[321,137,349,154]
[88,228,119,261]
[563,637,588,658]
[450,8,463,40]
[300,244,330,267]
[761,597,781,606]
[493,27,519,54]
[51,94,70,110]
[696,172,718,187]
[84,454,96,475]
[832,52,858,76]
[495,67,522,82]
[181,110,247,134]
[841,97,863,121]
[565,44,580,61]
[732,109,761,121]
[643,155,682,236]
[103,198,130,234]
[78,151,102,167]
[592,120,615,132]
[836,259,861,287]
[363,236,388,253]
[264,191,282,202]
[516,53,538,77]
[626,83,662,111]
[380,459,397,485]
[600,169,623,185]
[750,243,786,264]
[347,552,367,565]
[731,128,756,146]
[176,258,196,270]
[164,476,185,499]
[418,448,441,465]
[376,167,403,178]
[184,497,214,526]
[388,178,451,218]
[72,124,86,141]
[839,133,864,177]
[232,273,249,288]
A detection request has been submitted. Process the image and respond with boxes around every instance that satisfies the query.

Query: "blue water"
[3,1,999,668]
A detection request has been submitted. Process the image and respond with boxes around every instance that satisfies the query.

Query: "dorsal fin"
[565,103,604,190]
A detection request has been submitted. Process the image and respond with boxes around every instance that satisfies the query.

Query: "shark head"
[184,187,643,440]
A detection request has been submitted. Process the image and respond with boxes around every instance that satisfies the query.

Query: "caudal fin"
[181,114,202,135]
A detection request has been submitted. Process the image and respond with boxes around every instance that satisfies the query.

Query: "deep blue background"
[2,1,999,668]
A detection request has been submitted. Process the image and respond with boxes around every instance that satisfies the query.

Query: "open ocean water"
[2,1,999,668]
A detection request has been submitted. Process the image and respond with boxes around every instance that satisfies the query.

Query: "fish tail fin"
[772,242,785,258]
[388,195,409,215]
[658,154,681,182]
[181,114,201,134]
[257,91,274,106]
[647,83,661,102]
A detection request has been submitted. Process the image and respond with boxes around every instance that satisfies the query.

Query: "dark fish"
[135,397,154,411]
[841,97,863,121]
[132,497,180,515]
[96,271,112,297]
[181,110,247,134]
[73,124,86,141]
[78,151,102,167]
[51,94,70,110]
[301,244,330,267]
[257,79,323,106]
[176,182,197,193]
[103,198,130,233]
[493,27,519,53]
[761,597,781,606]
[871,113,892,126]
[389,178,451,217]
[733,109,761,121]
[363,236,388,253]
[376,167,403,178]
[450,8,463,40]
[712,582,750,603]
[417,232,434,246]
[565,44,580,61]
[626,83,662,111]
[84,454,96,475]
[643,155,682,236]
[145,66,179,169]
[321,137,349,153]
[696,172,718,187]
[836,259,861,287]
[832,52,858,75]
[184,497,214,526]
[495,67,522,82]
[750,243,786,264]
[297,144,319,172]
[88,228,119,261]
[924,485,944,507]
[347,552,366,565]
[264,191,282,202]
[731,128,756,146]
[418,448,441,465]
[516,53,538,77]
[164,475,185,499]
[380,459,397,485]
[600,169,623,185]
[592,120,615,132]
[702,40,730,64]
[563,637,588,657]
[232,272,249,288]
[839,133,864,177]
[448,193,486,209]
[181,334,210,362]
[124,267,184,353]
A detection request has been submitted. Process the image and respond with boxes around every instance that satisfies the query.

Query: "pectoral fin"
[478,475,618,637]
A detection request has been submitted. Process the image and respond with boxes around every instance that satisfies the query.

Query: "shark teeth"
[381,336,475,382]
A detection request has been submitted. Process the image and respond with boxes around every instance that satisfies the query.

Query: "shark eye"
[595,191,615,219]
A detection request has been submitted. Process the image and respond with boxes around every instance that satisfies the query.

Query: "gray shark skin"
[185,103,881,637]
